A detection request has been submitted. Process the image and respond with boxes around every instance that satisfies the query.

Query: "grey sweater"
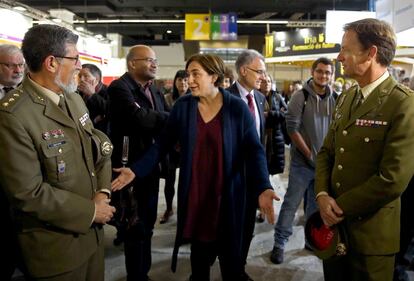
[286,78,336,168]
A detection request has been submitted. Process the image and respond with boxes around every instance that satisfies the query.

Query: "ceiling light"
[76,26,85,32]
[52,18,62,23]
[166,30,172,34]
[95,34,104,39]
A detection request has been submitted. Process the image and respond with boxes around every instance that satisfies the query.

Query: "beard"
[54,68,78,94]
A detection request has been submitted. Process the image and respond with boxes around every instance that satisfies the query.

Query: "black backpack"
[282,89,309,145]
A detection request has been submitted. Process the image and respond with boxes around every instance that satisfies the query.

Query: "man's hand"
[94,198,116,224]
[258,189,280,224]
[78,81,96,97]
[317,195,344,226]
[111,167,136,191]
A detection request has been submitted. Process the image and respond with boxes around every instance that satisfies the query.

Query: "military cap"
[305,211,347,260]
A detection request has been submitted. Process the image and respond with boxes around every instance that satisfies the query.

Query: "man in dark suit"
[108,45,169,281]
[0,24,115,281]
[227,49,267,281]
[315,18,414,281]
[78,64,109,134]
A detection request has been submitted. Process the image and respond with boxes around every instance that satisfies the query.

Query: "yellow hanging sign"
[185,14,211,40]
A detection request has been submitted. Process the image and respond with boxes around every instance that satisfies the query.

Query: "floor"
[104,164,326,281]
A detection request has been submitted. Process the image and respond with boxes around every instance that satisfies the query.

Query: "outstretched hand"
[111,167,136,191]
[258,189,280,224]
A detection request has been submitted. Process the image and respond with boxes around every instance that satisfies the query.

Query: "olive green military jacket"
[315,76,414,255]
[0,77,112,277]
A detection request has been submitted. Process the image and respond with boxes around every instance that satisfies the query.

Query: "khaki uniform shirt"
[0,76,112,277]
[315,76,414,255]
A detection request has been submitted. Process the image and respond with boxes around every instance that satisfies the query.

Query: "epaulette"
[0,89,26,112]
[395,83,414,97]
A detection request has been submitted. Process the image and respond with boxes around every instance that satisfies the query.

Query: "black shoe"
[270,246,284,264]
[159,209,173,224]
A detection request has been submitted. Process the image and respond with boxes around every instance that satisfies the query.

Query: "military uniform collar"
[26,75,60,105]
[360,71,389,100]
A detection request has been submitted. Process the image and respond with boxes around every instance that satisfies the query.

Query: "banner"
[185,13,237,41]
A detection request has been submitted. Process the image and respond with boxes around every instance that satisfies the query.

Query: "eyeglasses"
[132,58,158,65]
[314,69,332,76]
[0,62,25,69]
[54,55,80,65]
[246,67,266,76]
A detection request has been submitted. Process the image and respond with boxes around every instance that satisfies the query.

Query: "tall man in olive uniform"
[0,24,115,280]
[315,18,414,281]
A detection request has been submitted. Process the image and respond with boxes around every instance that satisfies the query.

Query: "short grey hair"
[235,49,264,76]
[22,24,78,72]
[0,44,22,57]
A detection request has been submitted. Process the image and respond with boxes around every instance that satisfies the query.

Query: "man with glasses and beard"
[0,44,25,281]
[0,24,115,281]
[0,44,24,100]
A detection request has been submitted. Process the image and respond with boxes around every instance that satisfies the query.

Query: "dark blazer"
[131,89,272,271]
[227,83,266,144]
[108,72,169,168]
[316,76,414,255]
[0,77,112,278]
[265,91,287,175]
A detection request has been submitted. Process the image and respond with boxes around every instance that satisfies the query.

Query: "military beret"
[305,211,347,260]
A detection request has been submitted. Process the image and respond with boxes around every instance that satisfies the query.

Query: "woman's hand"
[111,167,136,191]
[259,189,280,224]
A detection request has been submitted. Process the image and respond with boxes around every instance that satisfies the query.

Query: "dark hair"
[224,67,235,85]
[172,69,189,100]
[312,57,333,71]
[22,24,78,72]
[82,64,102,81]
[344,18,396,67]
[185,54,225,87]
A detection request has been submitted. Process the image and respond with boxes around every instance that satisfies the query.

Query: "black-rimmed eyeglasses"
[54,55,80,64]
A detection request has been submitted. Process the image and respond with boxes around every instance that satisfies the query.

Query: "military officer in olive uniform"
[0,24,115,281]
[315,18,414,281]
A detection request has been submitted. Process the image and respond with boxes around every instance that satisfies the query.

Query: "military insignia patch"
[356,119,388,127]
[101,141,113,156]
[79,112,90,126]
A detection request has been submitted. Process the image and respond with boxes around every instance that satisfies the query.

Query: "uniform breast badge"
[101,141,113,156]
[58,160,66,174]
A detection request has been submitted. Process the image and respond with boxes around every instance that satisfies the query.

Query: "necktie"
[3,87,13,93]
[58,95,68,115]
[246,94,256,121]
[351,89,363,114]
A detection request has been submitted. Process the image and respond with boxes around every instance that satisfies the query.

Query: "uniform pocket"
[40,140,74,182]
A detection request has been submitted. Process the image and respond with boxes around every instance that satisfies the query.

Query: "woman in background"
[112,54,278,280]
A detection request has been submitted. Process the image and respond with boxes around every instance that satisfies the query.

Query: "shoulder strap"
[301,88,309,114]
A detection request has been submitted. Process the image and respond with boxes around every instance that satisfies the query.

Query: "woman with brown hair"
[112,54,278,280]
